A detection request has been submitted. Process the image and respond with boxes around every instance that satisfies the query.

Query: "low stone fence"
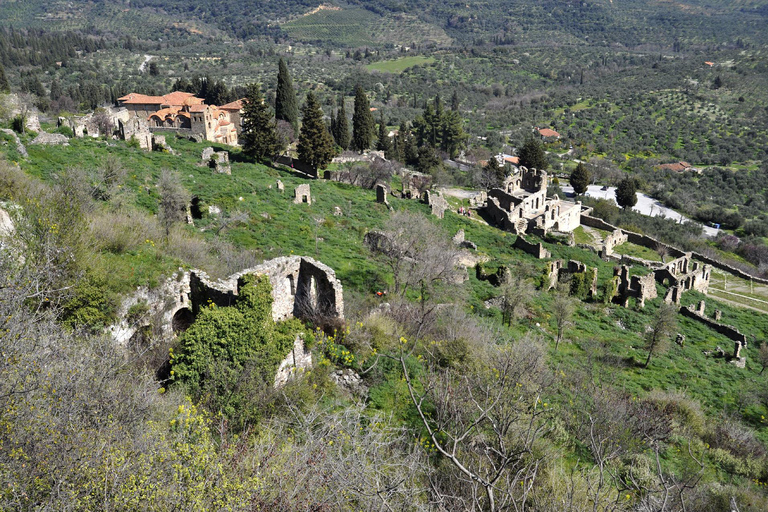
[680,306,746,344]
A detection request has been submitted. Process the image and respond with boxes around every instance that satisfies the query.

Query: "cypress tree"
[569,162,591,195]
[450,90,460,111]
[0,63,9,94]
[376,112,390,153]
[275,58,298,134]
[336,97,350,150]
[440,110,465,159]
[351,85,374,152]
[615,176,638,210]
[241,83,280,162]
[518,137,548,170]
[298,92,336,172]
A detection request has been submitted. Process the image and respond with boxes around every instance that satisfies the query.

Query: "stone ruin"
[654,253,711,294]
[187,256,344,324]
[484,167,582,236]
[109,256,344,388]
[118,116,153,150]
[452,229,477,251]
[422,190,450,219]
[680,299,748,368]
[294,184,312,205]
[601,229,628,258]
[276,180,285,192]
[400,170,432,199]
[333,206,343,216]
[152,134,175,154]
[512,236,551,259]
[30,132,68,146]
[201,147,231,174]
[376,183,389,206]
[610,265,658,308]
[546,259,598,298]
[59,106,132,139]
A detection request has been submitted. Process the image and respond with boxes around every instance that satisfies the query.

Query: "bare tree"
[367,211,464,336]
[758,342,768,374]
[400,337,551,511]
[552,293,576,350]
[157,169,190,239]
[498,274,535,326]
[643,303,678,368]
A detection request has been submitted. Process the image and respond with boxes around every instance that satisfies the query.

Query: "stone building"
[117,92,243,146]
[484,167,581,235]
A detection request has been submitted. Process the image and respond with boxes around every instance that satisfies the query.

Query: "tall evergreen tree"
[49,78,62,100]
[0,63,10,94]
[615,176,638,210]
[298,92,336,172]
[376,112,391,153]
[440,110,466,159]
[569,162,591,195]
[275,58,298,134]
[518,137,548,170]
[351,85,374,152]
[334,96,351,150]
[450,90,460,111]
[241,83,280,162]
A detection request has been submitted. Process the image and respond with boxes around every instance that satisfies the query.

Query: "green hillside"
[2,128,768,508]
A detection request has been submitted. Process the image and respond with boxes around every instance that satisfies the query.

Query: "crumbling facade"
[485,167,581,236]
[422,190,450,219]
[512,236,551,259]
[187,256,344,324]
[294,184,312,204]
[654,253,711,294]
[611,265,658,308]
[601,229,628,258]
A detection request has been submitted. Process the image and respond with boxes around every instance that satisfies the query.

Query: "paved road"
[560,184,719,237]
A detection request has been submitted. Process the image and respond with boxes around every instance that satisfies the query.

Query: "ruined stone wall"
[188,256,344,323]
[485,197,517,232]
[513,236,551,259]
[680,306,746,344]
[602,229,628,256]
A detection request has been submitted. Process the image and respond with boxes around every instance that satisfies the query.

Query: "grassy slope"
[7,131,768,489]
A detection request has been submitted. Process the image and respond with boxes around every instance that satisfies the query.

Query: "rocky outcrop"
[30,132,68,145]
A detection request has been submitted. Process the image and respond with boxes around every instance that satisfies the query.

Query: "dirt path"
[139,55,153,73]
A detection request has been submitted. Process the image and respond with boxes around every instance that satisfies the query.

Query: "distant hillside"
[1,0,766,46]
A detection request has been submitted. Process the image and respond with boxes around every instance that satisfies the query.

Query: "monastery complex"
[117,91,243,145]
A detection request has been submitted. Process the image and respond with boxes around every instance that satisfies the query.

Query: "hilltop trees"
[518,137,548,170]
[616,176,638,210]
[241,83,280,162]
[275,58,298,134]
[298,91,336,172]
[413,95,466,159]
[351,85,375,152]
[570,162,591,195]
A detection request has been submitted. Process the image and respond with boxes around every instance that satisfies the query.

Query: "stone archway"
[172,308,194,333]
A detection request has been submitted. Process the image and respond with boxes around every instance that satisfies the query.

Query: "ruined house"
[484,167,581,236]
[654,253,711,294]
[611,265,658,308]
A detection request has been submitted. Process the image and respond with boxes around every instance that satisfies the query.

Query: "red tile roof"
[658,161,692,172]
[119,91,202,107]
[537,128,560,138]
[504,156,520,165]
[219,99,244,110]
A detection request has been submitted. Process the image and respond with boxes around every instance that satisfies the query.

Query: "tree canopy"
[351,84,375,152]
[518,137,548,170]
[275,58,298,134]
[298,91,336,171]
[615,176,638,210]
[570,162,591,195]
[241,83,280,162]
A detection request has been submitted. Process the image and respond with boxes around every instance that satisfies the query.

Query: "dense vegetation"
[1,0,768,508]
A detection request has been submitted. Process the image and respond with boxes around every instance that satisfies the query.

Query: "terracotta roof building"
[537,127,561,139]
[118,92,243,146]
